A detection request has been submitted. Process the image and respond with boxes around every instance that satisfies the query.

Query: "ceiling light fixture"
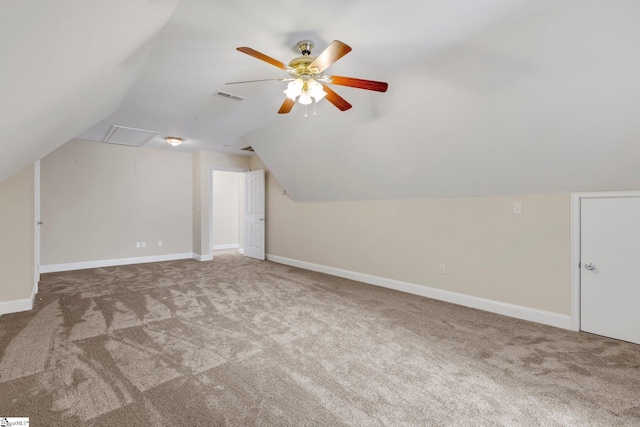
[283,77,328,117]
[284,77,327,105]
[166,137,183,147]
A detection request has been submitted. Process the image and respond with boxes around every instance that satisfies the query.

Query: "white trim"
[212,243,240,250]
[31,281,38,302]
[267,254,572,330]
[0,298,33,316]
[41,253,196,273]
[570,190,640,333]
[193,253,213,262]
[570,194,581,331]
[34,160,41,294]
[209,166,250,172]
[239,248,245,255]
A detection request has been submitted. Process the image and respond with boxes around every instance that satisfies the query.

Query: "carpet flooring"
[1,251,639,426]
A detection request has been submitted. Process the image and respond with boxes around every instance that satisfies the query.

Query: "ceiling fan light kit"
[226,39,388,114]
[284,77,327,105]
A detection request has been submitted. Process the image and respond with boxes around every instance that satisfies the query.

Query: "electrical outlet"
[439,265,446,275]
[158,240,163,247]
[141,241,146,248]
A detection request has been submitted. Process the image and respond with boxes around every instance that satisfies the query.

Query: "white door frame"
[208,166,248,260]
[34,160,41,297]
[570,190,640,332]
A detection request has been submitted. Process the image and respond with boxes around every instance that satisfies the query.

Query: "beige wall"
[41,139,193,265]
[40,141,251,265]
[0,165,35,303]
[192,152,203,254]
[212,170,241,246]
[251,156,571,315]
[37,140,573,316]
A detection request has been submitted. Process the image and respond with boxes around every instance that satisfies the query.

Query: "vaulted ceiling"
[1,0,181,182]
[3,0,640,201]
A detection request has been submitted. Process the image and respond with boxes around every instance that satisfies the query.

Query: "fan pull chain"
[304,103,308,118]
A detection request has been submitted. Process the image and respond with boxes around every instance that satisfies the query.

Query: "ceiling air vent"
[214,90,245,102]
[241,146,254,152]
[103,125,159,147]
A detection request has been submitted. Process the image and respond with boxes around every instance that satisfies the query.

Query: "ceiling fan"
[226,40,388,114]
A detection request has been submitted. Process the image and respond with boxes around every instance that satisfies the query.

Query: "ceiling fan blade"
[278,98,296,114]
[225,78,291,85]
[309,40,352,73]
[321,84,352,111]
[329,75,388,92]
[236,47,290,71]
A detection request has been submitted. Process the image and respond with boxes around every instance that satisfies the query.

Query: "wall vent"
[240,146,254,152]
[214,90,246,102]
[103,125,159,147]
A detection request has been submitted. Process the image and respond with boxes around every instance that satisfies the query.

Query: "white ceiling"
[76,0,568,153]
[5,0,640,202]
[250,0,640,201]
[0,0,181,182]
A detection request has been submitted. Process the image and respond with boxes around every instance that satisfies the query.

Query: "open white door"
[243,170,265,260]
[581,196,640,344]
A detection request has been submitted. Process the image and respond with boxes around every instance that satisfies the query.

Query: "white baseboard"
[239,248,245,255]
[266,254,572,330]
[41,253,196,273]
[0,280,39,316]
[0,297,33,316]
[31,281,38,302]
[212,243,240,250]
[193,253,213,262]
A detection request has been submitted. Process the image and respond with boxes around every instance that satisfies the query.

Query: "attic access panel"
[103,125,159,147]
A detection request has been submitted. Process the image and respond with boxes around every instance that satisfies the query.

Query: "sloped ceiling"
[5,0,640,203]
[248,0,640,201]
[75,0,570,154]
[0,0,181,182]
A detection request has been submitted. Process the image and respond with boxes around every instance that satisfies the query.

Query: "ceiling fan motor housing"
[288,56,319,77]
[288,41,319,77]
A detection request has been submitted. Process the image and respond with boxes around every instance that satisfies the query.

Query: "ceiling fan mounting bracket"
[297,40,314,56]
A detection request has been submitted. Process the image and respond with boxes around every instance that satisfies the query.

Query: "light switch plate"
[514,202,522,215]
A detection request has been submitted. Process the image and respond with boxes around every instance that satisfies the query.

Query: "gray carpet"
[1,250,639,426]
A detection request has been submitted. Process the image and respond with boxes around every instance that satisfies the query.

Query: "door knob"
[585,262,596,271]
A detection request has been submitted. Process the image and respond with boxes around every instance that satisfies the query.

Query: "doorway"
[571,191,640,344]
[211,170,245,255]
